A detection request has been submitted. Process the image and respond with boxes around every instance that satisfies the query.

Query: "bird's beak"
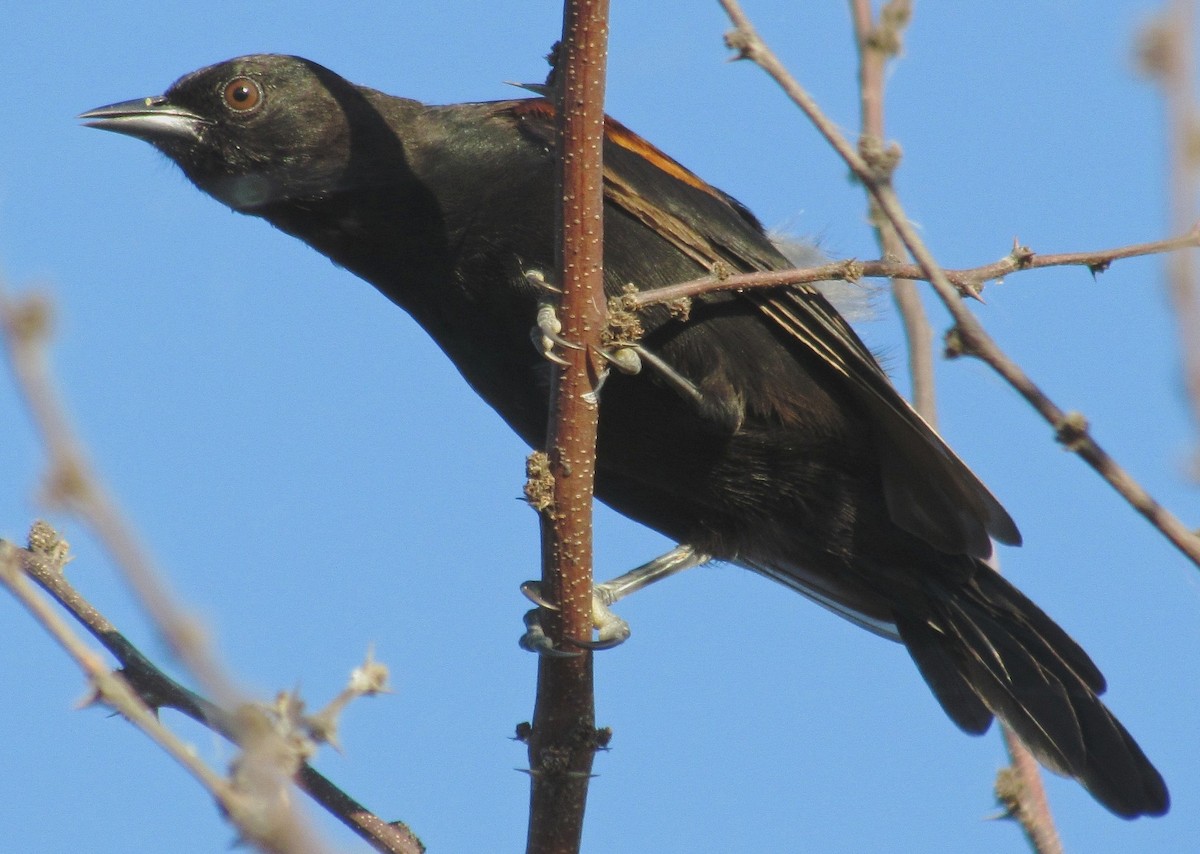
[79,96,210,144]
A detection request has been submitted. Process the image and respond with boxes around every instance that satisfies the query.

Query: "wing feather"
[507,99,1020,556]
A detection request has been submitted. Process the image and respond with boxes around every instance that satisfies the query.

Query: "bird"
[80,53,1167,818]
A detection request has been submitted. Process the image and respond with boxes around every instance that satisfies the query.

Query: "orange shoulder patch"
[508,99,722,200]
[601,115,719,198]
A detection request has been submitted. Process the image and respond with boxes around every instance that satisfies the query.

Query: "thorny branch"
[0,530,326,854]
[4,519,417,853]
[848,3,1060,850]
[848,0,936,417]
[625,229,1200,311]
[719,0,1200,570]
[0,284,419,854]
[0,288,240,707]
[524,2,612,853]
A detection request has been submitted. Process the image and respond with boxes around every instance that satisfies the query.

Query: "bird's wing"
[506,99,1020,558]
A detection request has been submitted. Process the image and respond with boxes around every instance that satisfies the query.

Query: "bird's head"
[80,54,406,211]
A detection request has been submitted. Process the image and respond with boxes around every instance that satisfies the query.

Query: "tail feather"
[896,566,1168,819]
[895,612,991,734]
[942,598,1087,775]
[968,568,1106,692]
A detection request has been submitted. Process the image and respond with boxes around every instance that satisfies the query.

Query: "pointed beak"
[79,96,210,144]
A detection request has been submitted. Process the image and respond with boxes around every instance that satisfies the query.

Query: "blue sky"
[2,2,1198,852]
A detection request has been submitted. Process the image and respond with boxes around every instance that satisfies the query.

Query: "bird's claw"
[581,593,632,648]
[520,579,556,609]
[595,344,643,376]
[519,608,582,657]
[597,341,705,407]
[531,302,583,366]
[518,580,632,654]
[530,286,692,410]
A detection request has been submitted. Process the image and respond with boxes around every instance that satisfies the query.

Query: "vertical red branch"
[525,1,611,852]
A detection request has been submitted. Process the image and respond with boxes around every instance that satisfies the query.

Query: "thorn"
[960,283,986,303]
[505,81,551,96]
[75,681,105,710]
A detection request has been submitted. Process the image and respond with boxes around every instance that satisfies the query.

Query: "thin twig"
[0,288,240,707]
[0,283,420,853]
[625,229,1200,310]
[524,2,611,853]
[848,4,1060,848]
[1137,0,1200,465]
[1,535,326,854]
[13,524,421,854]
[0,286,330,849]
[719,0,1200,570]
[997,728,1065,854]
[849,0,936,417]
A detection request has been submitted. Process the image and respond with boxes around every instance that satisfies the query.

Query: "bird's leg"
[527,268,703,405]
[519,544,711,653]
[532,301,704,408]
[593,343,705,406]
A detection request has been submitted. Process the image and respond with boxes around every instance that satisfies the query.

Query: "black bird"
[81,54,1167,818]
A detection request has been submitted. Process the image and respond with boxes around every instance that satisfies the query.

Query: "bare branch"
[1,531,326,854]
[0,286,240,706]
[11,520,421,854]
[848,3,1061,844]
[624,229,1200,310]
[720,0,1200,570]
[0,281,421,853]
[1137,0,1200,464]
[996,727,1065,854]
[525,2,612,852]
[849,0,936,416]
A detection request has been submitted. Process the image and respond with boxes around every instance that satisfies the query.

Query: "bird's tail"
[894,565,1168,818]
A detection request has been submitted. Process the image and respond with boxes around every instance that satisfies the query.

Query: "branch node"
[1054,411,1091,452]
[524,451,555,513]
[723,29,754,61]
[27,520,71,566]
[1009,241,1036,268]
[959,282,985,303]
[993,766,1024,821]
[841,259,865,283]
[858,135,902,183]
[1134,16,1177,80]
[865,0,913,56]
[43,459,92,507]
[943,327,966,359]
[603,287,645,350]
[665,297,693,322]
[1,291,53,344]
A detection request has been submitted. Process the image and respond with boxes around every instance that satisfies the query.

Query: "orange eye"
[222,77,262,112]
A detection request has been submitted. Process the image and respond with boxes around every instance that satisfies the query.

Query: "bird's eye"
[222,77,262,112]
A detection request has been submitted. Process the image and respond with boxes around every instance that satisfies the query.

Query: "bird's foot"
[518,580,632,654]
[517,545,710,654]
[531,301,582,367]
